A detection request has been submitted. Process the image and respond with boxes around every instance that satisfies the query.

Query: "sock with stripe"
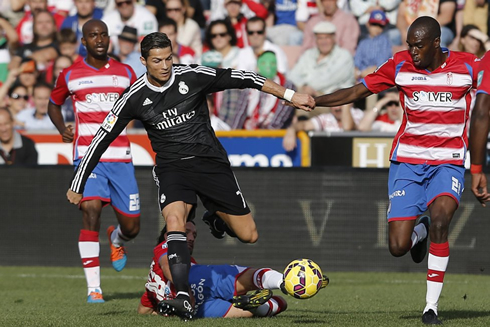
[253,296,288,317]
[79,229,101,295]
[253,268,283,289]
[110,225,131,248]
[167,231,191,299]
[424,241,449,315]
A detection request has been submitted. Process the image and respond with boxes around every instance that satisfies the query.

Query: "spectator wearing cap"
[159,18,196,65]
[354,10,392,82]
[102,0,157,54]
[350,0,401,38]
[288,21,355,97]
[300,0,360,56]
[61,0,104,57]
[112,25,146,77]
[236,16,289,74]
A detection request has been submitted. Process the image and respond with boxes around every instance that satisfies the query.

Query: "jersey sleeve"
[69,89,135,193]
[49,69,70,105]
[362,57,397,94]
[205,66,266,93]
[476,55,490,94]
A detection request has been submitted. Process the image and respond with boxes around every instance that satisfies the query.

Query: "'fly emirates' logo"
[412,91,452,103]
[155,108,196,130]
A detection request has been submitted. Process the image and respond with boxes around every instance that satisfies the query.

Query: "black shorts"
[152,157,250,216]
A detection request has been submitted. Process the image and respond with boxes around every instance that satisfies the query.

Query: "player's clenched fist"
[67,189,83,205]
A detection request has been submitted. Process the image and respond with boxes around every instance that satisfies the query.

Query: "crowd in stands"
[0,0,488,163]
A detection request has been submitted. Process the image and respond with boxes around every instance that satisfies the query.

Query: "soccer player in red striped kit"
[48,19,141,303]
[311,16,479,324]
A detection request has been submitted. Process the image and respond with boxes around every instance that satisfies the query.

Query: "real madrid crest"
[179,81,189,94]
[446,72,453,85]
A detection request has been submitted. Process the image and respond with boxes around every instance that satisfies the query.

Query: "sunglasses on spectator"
[167,7,182,12]
[211,32,228,39]
[247,30,265,35]
[386,101,399,107]
[11,94,29,100]
[116,0,132,7]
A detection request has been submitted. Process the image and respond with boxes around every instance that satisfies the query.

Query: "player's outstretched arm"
[261,79,315,111]
[469,93,490,206]
[314,83,372,107]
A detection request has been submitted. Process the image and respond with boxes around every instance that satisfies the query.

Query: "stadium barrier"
[2,166,489,275]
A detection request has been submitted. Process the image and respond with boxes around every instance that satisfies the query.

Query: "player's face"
[406,28,439,70]
[82,23,110,60]
[142,47,173,86]
[0,111,13,143]
[185,222,197,254]
[75,0,96,18]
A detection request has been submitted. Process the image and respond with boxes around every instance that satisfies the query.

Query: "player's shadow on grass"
[103,291,143,301]
[400,310,490,320]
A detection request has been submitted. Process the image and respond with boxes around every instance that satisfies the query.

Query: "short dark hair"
[205,19,237,49]
[141,32,173,59]
[158,17,178,33]
[33,81,53,95]
[8,83,27,98]
[246,16,266,31]
[58,28,77,44]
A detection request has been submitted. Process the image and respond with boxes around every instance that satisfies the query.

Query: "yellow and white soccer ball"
[283,258,323,299]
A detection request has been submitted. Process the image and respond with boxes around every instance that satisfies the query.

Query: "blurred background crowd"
[0,0,487,155]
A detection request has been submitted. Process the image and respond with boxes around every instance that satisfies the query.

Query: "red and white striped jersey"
[50,58,136,162]
[363,49,479,165]
[144,241,197,303]
[476,52,490,95]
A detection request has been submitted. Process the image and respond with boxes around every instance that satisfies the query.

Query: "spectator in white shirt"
[16,82,56,130]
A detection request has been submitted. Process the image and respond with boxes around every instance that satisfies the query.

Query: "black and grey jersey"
[70,64,266,193]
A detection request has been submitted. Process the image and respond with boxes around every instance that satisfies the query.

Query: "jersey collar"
[143,68,175,93]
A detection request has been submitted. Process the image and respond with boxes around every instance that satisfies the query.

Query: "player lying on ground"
[138,221,293,318]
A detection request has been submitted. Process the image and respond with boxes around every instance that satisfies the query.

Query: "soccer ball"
[283,258,323,299]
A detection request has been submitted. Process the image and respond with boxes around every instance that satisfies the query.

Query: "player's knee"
[388,241,410,257]
[238,229,259,244]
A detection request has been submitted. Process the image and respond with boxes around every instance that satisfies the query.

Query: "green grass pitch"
[1,266,489,327]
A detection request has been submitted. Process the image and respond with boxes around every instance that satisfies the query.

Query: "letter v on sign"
[298,200,334,246]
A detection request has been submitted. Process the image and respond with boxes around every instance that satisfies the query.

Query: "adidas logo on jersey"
[143,98,153,106]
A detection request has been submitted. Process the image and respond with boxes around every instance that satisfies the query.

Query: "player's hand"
[290,93,315,112]
[62,125,74,143]
[471,172,490,207]
[67,189,83,205]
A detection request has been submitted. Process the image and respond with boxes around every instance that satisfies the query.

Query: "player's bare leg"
[388,220,416,257]
[80,200,104,303]
[159,201,194,320]
[421,196,457,325]
[217,212,258,243]
[107,211,140,272]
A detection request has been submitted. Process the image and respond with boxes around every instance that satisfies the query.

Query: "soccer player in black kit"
[66,32,315,320]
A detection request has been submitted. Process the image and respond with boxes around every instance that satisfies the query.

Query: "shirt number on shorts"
[129,193,140,211]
